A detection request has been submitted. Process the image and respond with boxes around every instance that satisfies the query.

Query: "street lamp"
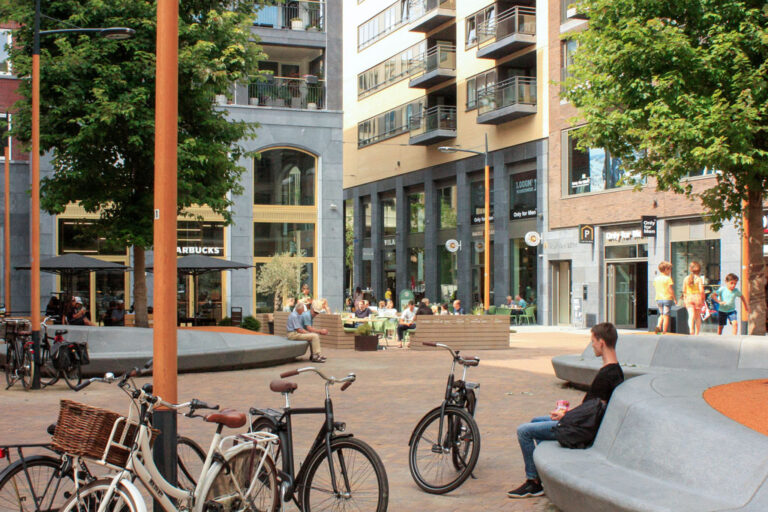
[439,133,491,311]
[30,0,134,388]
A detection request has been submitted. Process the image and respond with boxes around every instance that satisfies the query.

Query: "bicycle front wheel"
[39,346,60,387]
[176,436,205,492]
[202,444,278,512]
[301,437,388,512]
[19,347,33,390]
[59,477,139,512]
[4,344,17,388]
[0,455,72,512]
[408,406,480,494]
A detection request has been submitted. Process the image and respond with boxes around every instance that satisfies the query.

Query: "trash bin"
[670,305,689,334]
[647,307,659,332]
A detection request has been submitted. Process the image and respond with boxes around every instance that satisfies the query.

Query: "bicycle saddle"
[55,330,68,336]
[270,380,298,394]
[204,409,246,429]
[460,357,480,367]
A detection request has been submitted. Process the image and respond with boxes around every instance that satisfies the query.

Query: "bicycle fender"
[408,405,465,446]
[118,479,147,512]
[0,454,64,482]
[330,433,354,441]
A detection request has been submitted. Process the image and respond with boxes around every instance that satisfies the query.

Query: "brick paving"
[1,331,591,512]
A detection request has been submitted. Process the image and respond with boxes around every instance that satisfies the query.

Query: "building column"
[535,141,548,324]
[492,151,509,306]
[230,155,255,314]
[370,185,382,300]
[456,164,472,310]
[395,177,408,304]
[424,169,438,302]
[353,192,363,291]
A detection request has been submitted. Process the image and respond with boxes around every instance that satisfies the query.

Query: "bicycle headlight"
[334,421,346,432]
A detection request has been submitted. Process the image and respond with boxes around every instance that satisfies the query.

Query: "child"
[681,261,705,335]
[654,261,675,334]
[711,273,749,335]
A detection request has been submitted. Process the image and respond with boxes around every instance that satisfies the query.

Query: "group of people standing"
[654,261,748,335]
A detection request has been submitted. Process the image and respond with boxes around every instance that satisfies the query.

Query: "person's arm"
[711,289,721,304]
[307,325,328,335]
[667,279,675,304]
[550,409,566,421]
[741,294,750,313]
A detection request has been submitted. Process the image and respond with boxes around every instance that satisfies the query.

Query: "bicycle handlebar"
[283,366,357,386]
[422,342,480,366]
[280,369,300,378]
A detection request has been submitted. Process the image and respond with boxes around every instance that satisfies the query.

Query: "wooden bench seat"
[409,315,510,350]
[273,311,361,350]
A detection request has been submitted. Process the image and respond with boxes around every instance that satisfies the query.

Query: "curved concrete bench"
[0,326,307,376]
[552,333,768,388]
[535,369,768,512]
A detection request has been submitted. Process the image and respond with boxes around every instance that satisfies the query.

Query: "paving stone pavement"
[0,331,591,512]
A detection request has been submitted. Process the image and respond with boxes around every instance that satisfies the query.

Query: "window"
[438,245,458,302]
[408,192,425,233]
[510,239,537,305]
[562,39,578,81]
[686,168,717,178]
[358,41,426,98]
[470,180,494,224]
[177,221,225,255]
[382,197,396,236]
[363,200,372,238]
[358,98,425,147]
[467,69,496,111]
[466,5,495,49]
[58,219,127,255]
[254,148,315,205]
[466,77,477,110]
[358,0,408,50]
[408,246,425,298]
[253,222,315,257]
[438,185,457,229]
[510,170,537,220]
[0,29,11,75]
[671,239,720,333]
[0,113,9,158]
[565,129,641,195]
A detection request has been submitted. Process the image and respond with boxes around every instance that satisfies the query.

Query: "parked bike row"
[0,342,479,511]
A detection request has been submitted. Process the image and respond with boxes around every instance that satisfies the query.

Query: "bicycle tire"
[408,406,480,494]
[249,418,282,471]
[39,345,60,387]
[4,344,17,388]
[0,454,73,512]
[61,352,82,391]
[200,443,279,512]
[20,347,33,390]
[58,477,140,512]
[452,391,477,471]
[176,436,205,492]
[301,437,389,512]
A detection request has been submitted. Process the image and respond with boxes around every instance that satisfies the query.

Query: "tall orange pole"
[30,0,42,387]
[4,146,10,313]
[483,134,490,311]
[742,199,749,334]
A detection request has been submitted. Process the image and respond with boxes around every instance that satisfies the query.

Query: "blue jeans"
[517,416,558,480]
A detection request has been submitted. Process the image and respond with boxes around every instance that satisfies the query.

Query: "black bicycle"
[37,319,88,390]
[249,366,389,511]
[408,342,481,494]
[3,319,34,390]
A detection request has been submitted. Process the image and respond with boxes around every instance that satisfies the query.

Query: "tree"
[2,0,266,326]
[563,0,768,334]
[255,252,307,312]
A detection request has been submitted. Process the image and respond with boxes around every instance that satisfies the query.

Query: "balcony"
[477,6,536,59]
[476,76,536,124]
[561,0,588,21]
[254,1,325,32]
[247,76,325,110]
[409,45,456,89]
[409,105,457,145]
[408,0,456,33]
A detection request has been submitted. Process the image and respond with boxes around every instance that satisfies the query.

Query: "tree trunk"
[746,189,766,335]
[133,246,150,328]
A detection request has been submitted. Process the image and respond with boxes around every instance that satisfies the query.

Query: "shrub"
[355,322,373,336]
[218,317,233,326]
[241,316,261,332]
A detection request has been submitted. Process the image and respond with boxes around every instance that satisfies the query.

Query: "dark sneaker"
[507,479,544,498]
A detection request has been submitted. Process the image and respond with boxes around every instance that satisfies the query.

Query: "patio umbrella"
[146,254,252,322]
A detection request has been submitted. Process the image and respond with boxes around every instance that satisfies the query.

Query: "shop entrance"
[551,261,571,325]
[606,262,648,329]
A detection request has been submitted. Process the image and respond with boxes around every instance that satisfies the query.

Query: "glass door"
[608,263,636,328]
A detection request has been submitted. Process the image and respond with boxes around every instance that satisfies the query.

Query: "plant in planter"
[290,17,304,30]
[354,322,379,351]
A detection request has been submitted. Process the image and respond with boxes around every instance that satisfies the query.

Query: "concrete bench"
[552,333,768,388]
[273,311,358,349]
[409,315,510,350]
[535,369,768,512]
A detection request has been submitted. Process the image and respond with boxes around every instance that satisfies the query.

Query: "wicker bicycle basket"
[51,399,160,467]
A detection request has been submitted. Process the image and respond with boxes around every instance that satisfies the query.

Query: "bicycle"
[37,318,87,390]
[56,366,280,512]
[2,319,34,390]
[249,366,389,511]
[408,342,481,494]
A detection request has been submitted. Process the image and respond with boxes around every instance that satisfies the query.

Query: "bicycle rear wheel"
[201,444,279,512]
[176,436,205,492]
[61,352,82,391]
[408,406,480,494]
[59,477,139,512]
[39,345,60,387]
[19,347,33,390]
[301,437,388,512]
[4,344,18,388]
[0,454,73,512]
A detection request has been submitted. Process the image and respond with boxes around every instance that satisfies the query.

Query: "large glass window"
[254,148,315,205]
[510,170,537,220]
[561,39,578,81]
[408,246,425,300]
[95,271,126,325]
[0,30,10,75]
[438,245,458,303]
[467,69,496,111]
[438,185,457,229]
[363,200,372,238]
[382,197,396,236]
[358,98,425,147]
[358,0,409,50]
[58,219,126,255]
[470,180,494,224]
[358,40,426,98]
[408,192,425,233]
[254,222,315,257]
[177,221,224,255]
[565,129,640,195]
[671,239,720,332]
[510,239,537,305]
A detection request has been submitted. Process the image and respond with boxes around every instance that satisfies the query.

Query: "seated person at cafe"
[452,299,465,315]
[505,295,515,307]
[416,298,433,316]
[378,300,397,317]
[67,297,95,326]
[319,298,331,314]
[515,295,528,309]
[283,297,296,312]
[440,303,450,315]
[355,300,372,319]
[110,301,126,326]
[286,300,327,363]
[397,300,416,348]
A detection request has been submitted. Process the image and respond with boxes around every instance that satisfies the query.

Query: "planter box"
[249,97,259,106]
[291,19,304,30]
[354,335,379,351]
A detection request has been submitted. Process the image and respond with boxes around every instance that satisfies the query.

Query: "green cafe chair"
[519,305,537,325]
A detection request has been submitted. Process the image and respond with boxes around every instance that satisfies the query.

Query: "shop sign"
[471,211,495,225]
[362,247,374,261]
[176,246,222,255]
[511,172,537,219]
[579,225,595,244]
[383,238,396,246]
[641,216,657,237]
[605,229,643,242]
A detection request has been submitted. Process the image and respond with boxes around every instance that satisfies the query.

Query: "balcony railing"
[407,0,455,32]
[409,105,457,144]
[247,77,325,110]
[477,6,536,45]
[561,0,588,21]
[478,76,536,114]
[410,44,456,76]
[254,1,325,32]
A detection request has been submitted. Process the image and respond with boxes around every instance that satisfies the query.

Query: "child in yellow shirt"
[654,261,675,334]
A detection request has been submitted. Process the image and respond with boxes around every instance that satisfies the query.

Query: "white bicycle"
[56,365,279,512]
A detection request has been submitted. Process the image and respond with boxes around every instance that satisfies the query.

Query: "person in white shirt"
[397,300,416,348]
[379,299,398,317]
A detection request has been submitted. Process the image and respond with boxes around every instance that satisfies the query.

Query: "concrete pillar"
[456,165,472,310]
[370,184,382,300]
[353,192,363,290]
[424,169,438,302]
[395,178,408,303]
[493,151,509,306]
[230,155,255,314]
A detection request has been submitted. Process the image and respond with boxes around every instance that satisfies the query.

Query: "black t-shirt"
[583,363,624,403]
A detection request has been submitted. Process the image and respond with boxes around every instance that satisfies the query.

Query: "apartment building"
[343,0,548,312]
[4,2,344,320]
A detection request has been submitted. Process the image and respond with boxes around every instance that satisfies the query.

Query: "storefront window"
[254,148,315,205]
[363,200,372,238]
[254,223,315,257]
[438,245,458,303]
[671,240,721,332]
[58,219,126,255]
[470,180,494,224]
[409,192,425,233]
[177,221,224,255]
[344,199,354,294]
[196,272,222,321]
[95,271,126,325]
[510,239,537,305]
[565,130,641,195]
[510,170,537,220]
[408,246,425,299]
[471,241,494,307]
[382,198,396,236]
[438,185,457,229]
[254,263,276,313]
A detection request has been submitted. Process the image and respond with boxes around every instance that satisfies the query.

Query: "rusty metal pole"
[30,0,42,388]
[152,0,179,493]
[4,146,10,313]
[483,134,490,312]
[742,199,750,335]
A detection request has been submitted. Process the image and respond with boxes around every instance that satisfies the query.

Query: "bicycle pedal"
[63,492,72,499]
[203,501,224,512]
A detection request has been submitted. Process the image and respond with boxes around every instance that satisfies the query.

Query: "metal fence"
[248,77,325,109]
[254,1,325,31]
[407,0,455,22]
[410,45,456,77]
[477,5,536,45]
[477,76,537,115]
[409,105,457,136]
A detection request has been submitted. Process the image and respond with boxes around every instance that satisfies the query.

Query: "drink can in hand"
[556,400,570,412]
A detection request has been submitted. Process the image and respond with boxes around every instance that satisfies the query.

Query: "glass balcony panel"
[248,77,326,109]
[478,76,536,115]
[477,6,535,44]
[407,0,455,32]
[409,105,457,137]
[254,1,325,31]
